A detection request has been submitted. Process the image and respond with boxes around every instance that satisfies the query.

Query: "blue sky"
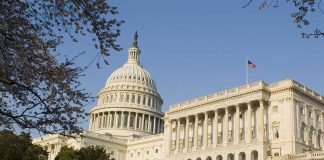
[58,0,324,129]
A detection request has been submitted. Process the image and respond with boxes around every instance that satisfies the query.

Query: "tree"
[54,146,80,160]
[55,146,110,160]
[243,0,324,38]
[0,130,48,160]
[0,1,123,134]
[79,146,110,160]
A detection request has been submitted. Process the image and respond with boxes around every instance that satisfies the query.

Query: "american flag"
[248,60,256,68]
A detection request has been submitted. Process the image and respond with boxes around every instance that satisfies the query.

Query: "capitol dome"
[88,32,164,139]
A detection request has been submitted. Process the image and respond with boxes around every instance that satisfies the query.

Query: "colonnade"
[167,100,268,153]
[90,111,164,134]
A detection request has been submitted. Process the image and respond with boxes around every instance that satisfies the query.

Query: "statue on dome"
[133,31,138,48]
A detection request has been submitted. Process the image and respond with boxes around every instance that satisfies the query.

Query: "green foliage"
[0,0,123,134]
[55,146,80,160]
[0,130,47,160]
[55,146,110,160]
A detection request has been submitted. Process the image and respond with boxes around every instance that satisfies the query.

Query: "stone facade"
[33,35,324,160]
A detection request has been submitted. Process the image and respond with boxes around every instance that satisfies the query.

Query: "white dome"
[105,62,157,93]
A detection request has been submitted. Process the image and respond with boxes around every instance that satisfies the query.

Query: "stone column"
[148,115,151,132]
[235,105,240,145]
[127,112,131,129]
[168,120,173,154]
[153,116,156,133]
[142,114,145,131]
[213,110,218,148]
[121,112,125,128]
[259,100,264,141]
[135,112,138,129]
[115,112,119,128]
[194,114,199,150]
[176,119,181,152]
[89,114,93,131]
[95,113,98,129]
[157,118,160,134]
[184,116,189,151]
[247,102,252,142]
[203,112,208,149]
[224,107,229,146]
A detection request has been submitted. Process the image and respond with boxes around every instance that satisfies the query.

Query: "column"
[168,120,172,154]
[194,114,199,150]
[148,115,151,132]
[235,105,240,145]
[213,110,218,148]
[111,112,115,128]
[95,114,98,129]
[184,116,189,151]
[203,112,208,149]
[135,112,138,129]
[176,119,181,152]
[224,107,229,146]
[153,117,156,133]
[89,114,93,131]
[127,112,131,129]
[247,102,252,142]
[259,100,264,141]
[115,112,119,128]
[121,112,125,128]
[157,118,160,134]
[142,114,145,131]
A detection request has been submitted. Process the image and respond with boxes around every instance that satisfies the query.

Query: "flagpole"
[246,57,248,85]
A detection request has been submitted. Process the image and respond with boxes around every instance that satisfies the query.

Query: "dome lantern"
[127,31,141,65]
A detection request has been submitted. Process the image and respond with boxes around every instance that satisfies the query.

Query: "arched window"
[113,94,117,102]
[301,127,305,143]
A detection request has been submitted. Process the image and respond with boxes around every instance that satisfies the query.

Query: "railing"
[169,81,265,112]
[267,151,324,160]
[169,79,324,112]
[83,131,128,143]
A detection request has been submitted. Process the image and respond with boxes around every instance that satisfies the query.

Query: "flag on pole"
[247,60,256,69]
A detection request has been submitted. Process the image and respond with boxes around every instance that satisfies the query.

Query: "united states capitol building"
[33,34,324,160]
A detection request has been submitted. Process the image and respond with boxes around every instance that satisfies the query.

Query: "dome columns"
[89,110,164,135]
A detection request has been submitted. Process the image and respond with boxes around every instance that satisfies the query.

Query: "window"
[137,95,141,104]
[274,128,279,139]
[300,107,305,115]
[126,94,129,102]
[155,149,158,153]
[119,94,124,102]
[131,95,135,103]
[146,151,149,154]
[130,153,133,157]
[137,152,140,156]
[274,153,279,156]
[143,96,146,105]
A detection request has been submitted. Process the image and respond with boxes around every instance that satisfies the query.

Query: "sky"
[57,0,324,130]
